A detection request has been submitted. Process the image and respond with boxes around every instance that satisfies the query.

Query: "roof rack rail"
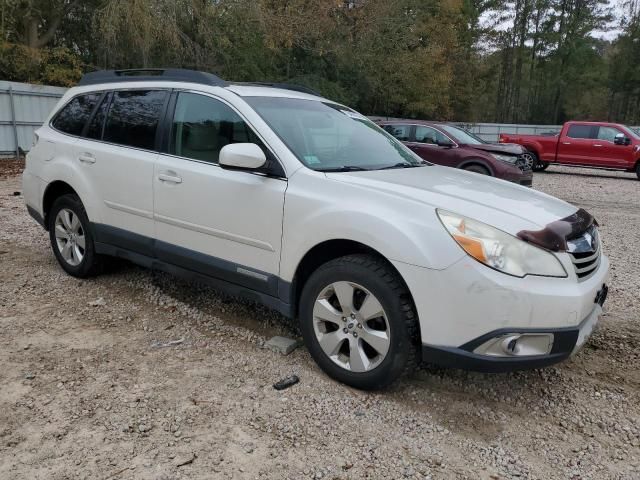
[232,82,321,97]
[78,68,227,87]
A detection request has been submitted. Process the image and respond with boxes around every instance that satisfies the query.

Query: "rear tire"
[463,164,491,176]
[299,254,419,390]
[48,194,103,278]
[636,163,640,180]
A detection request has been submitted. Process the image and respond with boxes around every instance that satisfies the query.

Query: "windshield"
[440,125,484,145]
[244,97,423,171]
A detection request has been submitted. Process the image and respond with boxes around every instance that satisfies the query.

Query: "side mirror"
[614,133,631,146]
[219,143,266,170]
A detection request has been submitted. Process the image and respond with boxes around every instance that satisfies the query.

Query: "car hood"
[462,143,525,155]
[326,165,577,234]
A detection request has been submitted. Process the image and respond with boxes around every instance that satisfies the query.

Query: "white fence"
[0,81,66,157]
[1,81,638,157]
[454,123,562,142]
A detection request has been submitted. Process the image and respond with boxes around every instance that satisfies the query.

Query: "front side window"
[169,92,261,164]
[415,126,449,145]
[103,90,167,150]
[52,93,101,136]
[382,124,411,142]
[596,126,622,142]
[567,125,594,139]
[440,125,482,145]
[245,97,421,171]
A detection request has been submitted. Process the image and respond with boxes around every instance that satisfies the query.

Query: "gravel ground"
[0,162,639,480]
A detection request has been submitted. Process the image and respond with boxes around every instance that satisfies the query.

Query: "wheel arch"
[458,158,494,176]
[288,239,418,325]
[42,181,81,230]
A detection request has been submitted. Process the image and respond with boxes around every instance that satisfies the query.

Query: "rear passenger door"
[557,124,597,165]
[73,89,168,253]
[153,91,287,296]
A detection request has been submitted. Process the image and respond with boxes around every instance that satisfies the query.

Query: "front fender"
[279,170,465,282]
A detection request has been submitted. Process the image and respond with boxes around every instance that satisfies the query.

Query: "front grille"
[567,226,601,280]
[515,154,533,172]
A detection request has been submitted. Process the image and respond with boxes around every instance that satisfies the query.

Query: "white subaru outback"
[23,69,609,389]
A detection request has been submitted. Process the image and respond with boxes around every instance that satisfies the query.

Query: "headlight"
[437,210,567,278]
[491,153,518,164]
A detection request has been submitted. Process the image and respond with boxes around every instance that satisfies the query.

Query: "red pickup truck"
[499,121,640,179]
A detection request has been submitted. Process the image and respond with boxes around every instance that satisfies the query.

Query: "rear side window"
[382,124,411,141]
[169,92,262,164]
[567,125,594,139]
[52,93,101,136]
[103,90,167,150]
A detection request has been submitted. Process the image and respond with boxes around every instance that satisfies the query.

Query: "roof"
[77,68,325,101]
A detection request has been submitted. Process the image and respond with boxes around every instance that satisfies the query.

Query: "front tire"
[528,151,549,171]
[636,163,640,180]
[299,254,419,390]
[48,194,102,278]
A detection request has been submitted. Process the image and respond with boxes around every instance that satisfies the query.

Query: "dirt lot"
[1,162,639,480]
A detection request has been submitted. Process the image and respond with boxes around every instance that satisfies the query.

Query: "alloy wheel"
[312,281,390,372]
[54,208,86,266]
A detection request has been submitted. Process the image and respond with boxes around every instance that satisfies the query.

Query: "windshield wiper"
[317,166,370,172]
[378,162,422,170]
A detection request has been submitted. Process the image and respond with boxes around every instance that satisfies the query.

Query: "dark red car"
[378,120,533,186]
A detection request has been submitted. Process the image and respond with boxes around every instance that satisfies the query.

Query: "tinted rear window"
[52,93,101,136]
[103,90,167,150]
[567,125,593,139]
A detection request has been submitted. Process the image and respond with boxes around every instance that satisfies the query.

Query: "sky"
[481,0,629,42]
[594,0,627,40]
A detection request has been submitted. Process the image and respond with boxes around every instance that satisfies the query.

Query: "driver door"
[153,92,287,295]
[409,126,457,166]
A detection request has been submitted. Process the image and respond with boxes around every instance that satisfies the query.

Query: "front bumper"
[393,249,609,372]
[421,296,605,372]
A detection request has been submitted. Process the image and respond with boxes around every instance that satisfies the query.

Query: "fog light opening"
[473,333,554,357]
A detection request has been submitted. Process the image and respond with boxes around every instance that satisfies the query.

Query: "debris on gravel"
[1,165,639,479]
[264,335,300,355]
[273,375,301,391]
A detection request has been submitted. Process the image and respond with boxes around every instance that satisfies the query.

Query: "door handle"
[593,144,603,147]
[158,172,182,184]
[78,153,95,164]
[562,142,571,145]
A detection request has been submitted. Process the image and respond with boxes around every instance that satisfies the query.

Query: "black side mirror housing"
[614,133,631,146]
[437,139,454,148]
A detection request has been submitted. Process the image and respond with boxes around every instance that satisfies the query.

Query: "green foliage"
[0,0,638,123]
[0,42,82,86]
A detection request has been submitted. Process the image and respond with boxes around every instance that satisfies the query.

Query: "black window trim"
[81,91,110,139]
[158,89,287,179]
